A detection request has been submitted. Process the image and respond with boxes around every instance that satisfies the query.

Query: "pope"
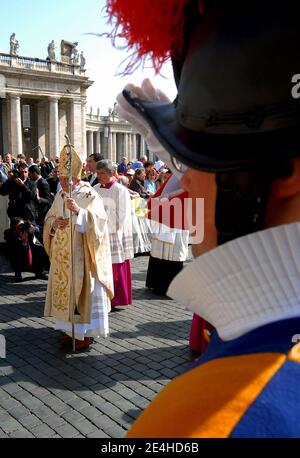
[43,145,114,351]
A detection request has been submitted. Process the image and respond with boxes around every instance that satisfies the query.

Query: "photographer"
[47,166,61,200]
[28,165,52,227]
[4,218,48,282]
[0,163,37,223]
[40,157,54,179]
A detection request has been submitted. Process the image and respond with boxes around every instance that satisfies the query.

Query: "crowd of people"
[0,0,298,440]
[0,153,56,281]
[88,154,190,297]
[0,149,189,348]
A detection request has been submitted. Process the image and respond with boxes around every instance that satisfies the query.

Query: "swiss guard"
[107,0,300,437]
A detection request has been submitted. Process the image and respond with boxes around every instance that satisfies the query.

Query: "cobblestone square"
[0,253,192,438]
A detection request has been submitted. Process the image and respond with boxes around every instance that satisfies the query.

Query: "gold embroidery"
[52,229,70,312]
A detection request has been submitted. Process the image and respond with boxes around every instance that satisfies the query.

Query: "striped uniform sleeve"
[127,353,287,438]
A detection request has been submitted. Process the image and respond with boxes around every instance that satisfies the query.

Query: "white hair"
[118,176,129,187]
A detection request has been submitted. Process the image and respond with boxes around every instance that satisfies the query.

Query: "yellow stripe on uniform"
[127,353,286,438]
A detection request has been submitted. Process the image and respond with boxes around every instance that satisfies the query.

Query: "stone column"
[0,100,9,241]
[49,97,60,157]
[37,101,46,157]
[1,100,9,153]
[111,132,117,163]
[144,140,149,160]
[100,131,107,158]
[69,99,83,159]
[93,132,96,155]
[140,135,146,155]
[59,102,67,155]
[127,133,132,161]
[107,131,112,161]
[103,127,110,159]
[96,131,101,156]
[9,95,23,156]
[128,134,133,161]
[81,99,87,158]
[124,133,128,161]
[87,130,93,155]
[116,133,123,163]
[132,134,137,160]
[123,134,127,160]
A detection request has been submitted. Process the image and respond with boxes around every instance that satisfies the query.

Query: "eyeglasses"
[171,156,187,174]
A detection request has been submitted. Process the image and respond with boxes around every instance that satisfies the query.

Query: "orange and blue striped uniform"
[127,317,300,438]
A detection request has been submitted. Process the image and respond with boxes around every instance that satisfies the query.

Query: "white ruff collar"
[168,223,300,341]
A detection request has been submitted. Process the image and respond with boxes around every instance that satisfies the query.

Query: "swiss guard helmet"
[108,0,300,244]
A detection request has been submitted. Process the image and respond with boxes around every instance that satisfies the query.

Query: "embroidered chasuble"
[43,182,114,325]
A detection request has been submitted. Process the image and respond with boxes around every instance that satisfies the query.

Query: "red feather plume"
[106,0,203,74]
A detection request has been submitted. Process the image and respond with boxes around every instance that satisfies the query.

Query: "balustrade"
[0,53,85,76]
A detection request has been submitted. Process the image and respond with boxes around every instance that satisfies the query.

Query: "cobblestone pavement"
[0,254,193,438]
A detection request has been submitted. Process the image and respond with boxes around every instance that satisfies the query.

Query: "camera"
[19,221,31,232]
[12,169,22,179]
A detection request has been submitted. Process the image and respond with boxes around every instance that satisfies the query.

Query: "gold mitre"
[59,145,82,180]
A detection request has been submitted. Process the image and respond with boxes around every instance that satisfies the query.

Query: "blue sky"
[0,0,177,113]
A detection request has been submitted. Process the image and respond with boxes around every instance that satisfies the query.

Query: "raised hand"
[66,198,80,215]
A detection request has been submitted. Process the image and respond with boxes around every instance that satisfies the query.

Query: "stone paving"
[0,253,193,438]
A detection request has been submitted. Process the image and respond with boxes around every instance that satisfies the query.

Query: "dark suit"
[35,177,52,225]
[47,177,59,197]
[40,162,55,179]
[83,174,98,187]
[0,177,37,223]
[129,178,151,199]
